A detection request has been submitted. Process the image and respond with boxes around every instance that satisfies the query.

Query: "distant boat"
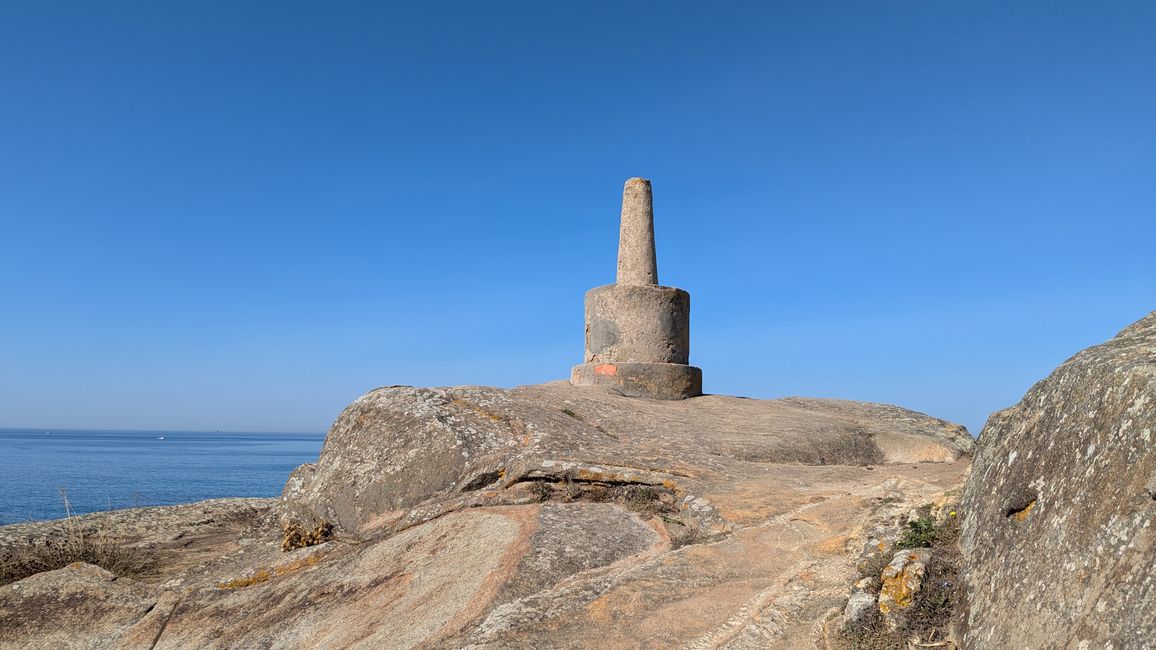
[157,436,165,440]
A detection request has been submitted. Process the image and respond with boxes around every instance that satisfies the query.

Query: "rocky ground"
[1,386,973,649]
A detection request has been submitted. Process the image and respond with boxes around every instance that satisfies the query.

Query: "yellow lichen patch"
[574,468,601,481]
[450,398,507,423]
[812,533,854,556]
[878,552,929,615]
[585,593,615,624]
[1012,499,1036,522]
[215,552,325,590]
[217,568,273,590]
[274,553,323,576]
[878,578,913,613]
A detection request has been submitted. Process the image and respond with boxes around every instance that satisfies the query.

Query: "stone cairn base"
[569,178,702,400]
[570,362,702,400]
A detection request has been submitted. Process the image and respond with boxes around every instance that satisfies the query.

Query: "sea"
[0,428,325,525]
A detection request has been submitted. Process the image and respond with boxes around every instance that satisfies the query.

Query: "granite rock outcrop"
[960,311,1156,649]
[1,384,973,649]
[275,383,974,538]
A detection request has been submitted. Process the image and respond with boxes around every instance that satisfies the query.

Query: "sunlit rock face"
[277,383,976,537]
[0,381,977,649]
[960,311,1156,649]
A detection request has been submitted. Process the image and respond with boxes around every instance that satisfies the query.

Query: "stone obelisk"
[570,178,702,399]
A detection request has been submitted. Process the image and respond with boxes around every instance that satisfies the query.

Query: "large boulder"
[278,382,975,536]
[960,311,1156,649]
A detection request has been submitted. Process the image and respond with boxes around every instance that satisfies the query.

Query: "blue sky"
[1,2,1152,434]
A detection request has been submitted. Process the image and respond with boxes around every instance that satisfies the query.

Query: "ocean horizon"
[0,427,325,525]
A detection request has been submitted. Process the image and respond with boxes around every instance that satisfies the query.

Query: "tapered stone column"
[616,178,658,286]
[570,178,702,400]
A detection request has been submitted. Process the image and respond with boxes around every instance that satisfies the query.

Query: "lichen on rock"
[960,310,1156,649]
[878,547,932,630]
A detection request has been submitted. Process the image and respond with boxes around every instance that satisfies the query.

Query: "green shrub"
[897,516,937,549]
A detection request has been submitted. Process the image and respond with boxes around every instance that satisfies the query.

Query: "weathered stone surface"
[0,498,272,556]
[0,382,975,649]
[0,498,273,590]
[0,563,156,649]
[279,382,974,535]
[583,284,690,364]
[570,360,703,400]
[458,465,966,649]
[140,503,663,649]
[960,311,1156,649]
[616,177,658,286]
[842,591,877,629]
[878,547,931,631]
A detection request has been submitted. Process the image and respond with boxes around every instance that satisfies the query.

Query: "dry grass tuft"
[0,489,159,586]
[217,567,274,589]
[0,535,159,587]
[281,521,334,552]
[216,553,324,590]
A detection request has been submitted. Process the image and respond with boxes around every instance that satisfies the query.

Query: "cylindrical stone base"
[570,362,702,400]
[584,284,690,364]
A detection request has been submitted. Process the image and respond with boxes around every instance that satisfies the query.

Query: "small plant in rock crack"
[529,481,554,502]
[561,473,582,501]
[835,506,965,649]
[896,516,937,549]
[619,485,677,516]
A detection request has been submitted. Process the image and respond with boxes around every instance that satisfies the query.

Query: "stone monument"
[570,178,703,399]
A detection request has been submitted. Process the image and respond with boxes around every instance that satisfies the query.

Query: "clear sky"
[1,2,1152,435]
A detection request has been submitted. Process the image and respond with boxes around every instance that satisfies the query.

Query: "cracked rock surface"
[1,384,974,649]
